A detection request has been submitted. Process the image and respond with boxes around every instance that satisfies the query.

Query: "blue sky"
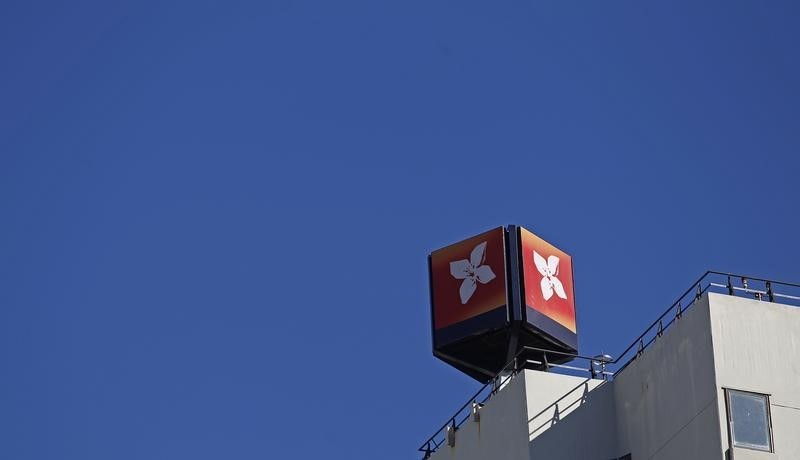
[2,1,799,459]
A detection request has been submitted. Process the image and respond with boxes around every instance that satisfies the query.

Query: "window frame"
[724,388,774,453]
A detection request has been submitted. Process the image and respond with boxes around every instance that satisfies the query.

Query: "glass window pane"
[729,390,771,451]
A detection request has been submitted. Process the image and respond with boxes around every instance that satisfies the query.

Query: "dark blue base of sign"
[525,307,578,353]
[433,306,507,348]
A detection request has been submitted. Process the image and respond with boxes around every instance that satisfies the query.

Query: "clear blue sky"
[2,1,799,458]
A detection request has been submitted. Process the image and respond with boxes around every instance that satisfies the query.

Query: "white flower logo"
[450,241,496,304]
[533,251,567,301]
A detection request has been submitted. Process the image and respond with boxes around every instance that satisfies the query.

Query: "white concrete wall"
[708,293,800,460]
[529,295,723,460]
[430,372,530,460]
[524,370,606,442]
[425,292,800,460]
[527,377,618,460]
[429,370,611,460]
[612,295,723,460]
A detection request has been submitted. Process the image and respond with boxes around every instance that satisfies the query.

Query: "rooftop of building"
[418,271,800,459]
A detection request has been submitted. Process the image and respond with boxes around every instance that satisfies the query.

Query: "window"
[725,389,773,452]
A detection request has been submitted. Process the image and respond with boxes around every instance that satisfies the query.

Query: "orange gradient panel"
[430,227,507,330]
[520,228,576,333]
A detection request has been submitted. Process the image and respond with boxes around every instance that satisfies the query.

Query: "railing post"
[695,283,702,300]
[676,301,682,319]
[657,320,663,337]
[446,418,456,447]
[767,281,774,302]
[542,353,549,372]
[472,401,481,423]
[727,276,734,295]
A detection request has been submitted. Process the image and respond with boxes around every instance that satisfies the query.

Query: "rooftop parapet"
[418,271,800,458]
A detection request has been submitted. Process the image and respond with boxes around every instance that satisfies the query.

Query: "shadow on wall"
[528,378,595,439]
[528,377,622,459]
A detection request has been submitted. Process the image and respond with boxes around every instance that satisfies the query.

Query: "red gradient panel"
[430,227,507,330]
[520,228,576,333]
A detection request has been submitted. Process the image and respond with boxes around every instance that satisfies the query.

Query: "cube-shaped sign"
[429,227,508,347]
[519,227,578,351]
[428,225,578,382]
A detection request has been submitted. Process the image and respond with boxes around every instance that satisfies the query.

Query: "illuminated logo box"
[519,227,577,351]
[429,227,508,347]
[428,225,578,382]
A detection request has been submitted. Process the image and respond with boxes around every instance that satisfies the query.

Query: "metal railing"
[418,271,800,458]
[417,347,612,458]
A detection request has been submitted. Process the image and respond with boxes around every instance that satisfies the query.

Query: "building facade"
[425,292,800,460]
